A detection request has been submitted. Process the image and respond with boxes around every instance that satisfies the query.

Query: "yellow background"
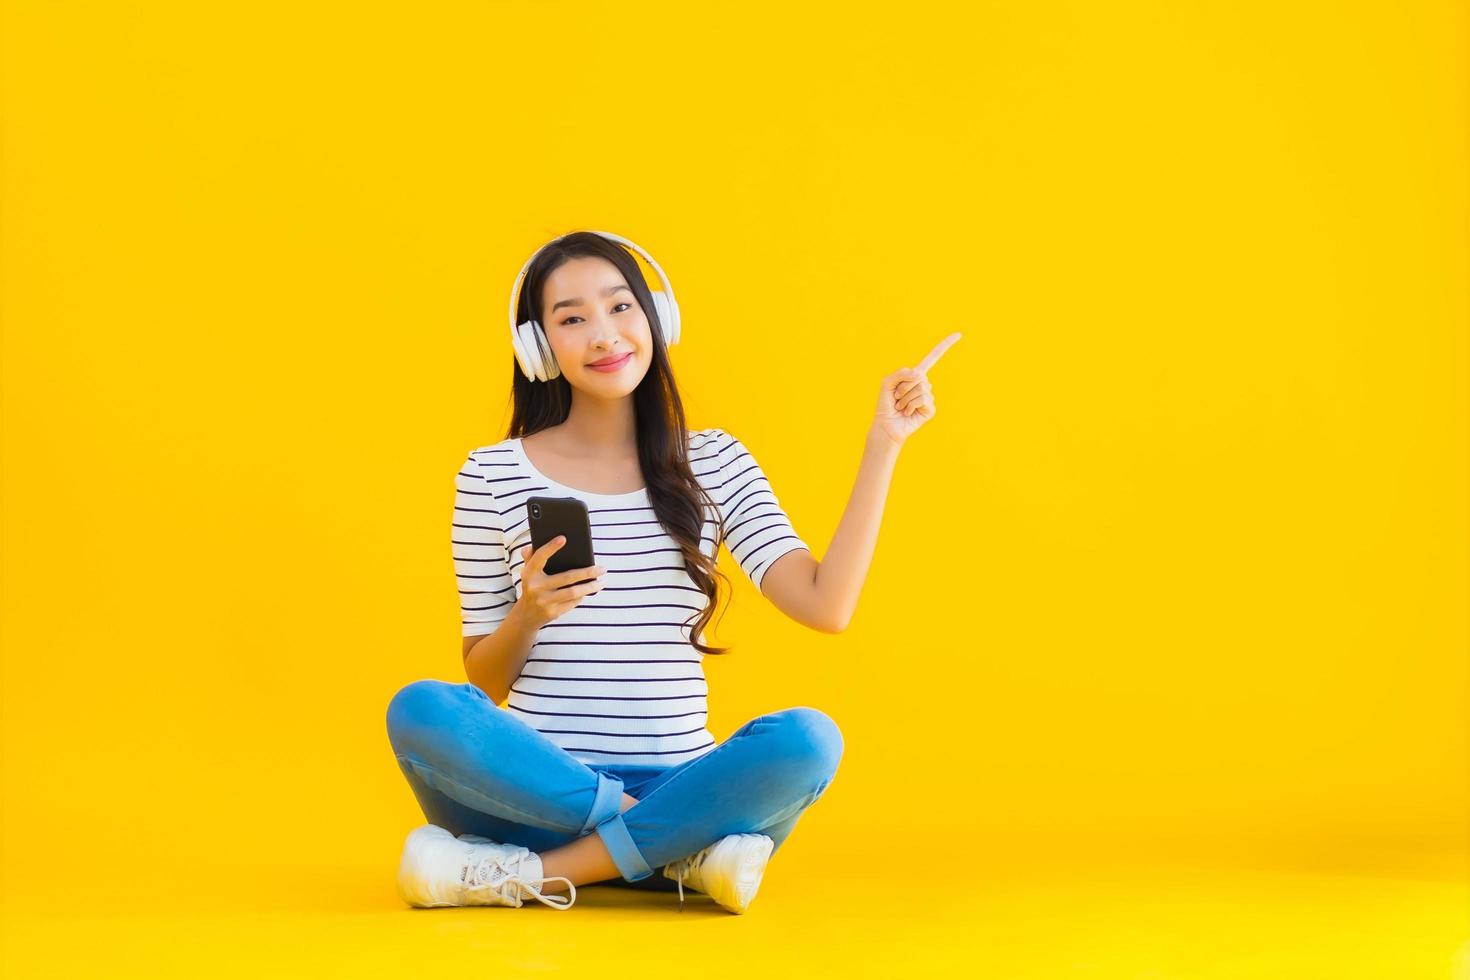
[2,1,1465,976]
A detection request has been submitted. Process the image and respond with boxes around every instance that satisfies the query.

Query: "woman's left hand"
[874,332,962,448]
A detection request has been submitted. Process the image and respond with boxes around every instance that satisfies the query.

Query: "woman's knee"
[385,679,481,752]
[767,706,844,779]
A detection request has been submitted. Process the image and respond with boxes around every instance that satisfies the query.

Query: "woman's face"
[539,256,653,397]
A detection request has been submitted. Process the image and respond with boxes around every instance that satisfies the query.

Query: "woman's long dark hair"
[507,231,735,655]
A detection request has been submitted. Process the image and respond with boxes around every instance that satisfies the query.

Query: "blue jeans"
[385,679,844,887]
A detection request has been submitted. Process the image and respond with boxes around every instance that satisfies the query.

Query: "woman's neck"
[550,394,637,453]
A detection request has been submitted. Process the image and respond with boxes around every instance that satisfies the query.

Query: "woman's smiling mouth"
[587,352,633,372]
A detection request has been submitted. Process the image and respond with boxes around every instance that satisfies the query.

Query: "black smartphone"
[526,496,597,586]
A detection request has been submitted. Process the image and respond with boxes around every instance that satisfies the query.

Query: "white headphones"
[507,229,682,382]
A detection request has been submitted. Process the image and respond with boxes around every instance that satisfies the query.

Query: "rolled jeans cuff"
[584,771,653,881]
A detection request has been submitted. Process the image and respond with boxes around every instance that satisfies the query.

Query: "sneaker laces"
[666,846,712,912]
[463,851,577,910]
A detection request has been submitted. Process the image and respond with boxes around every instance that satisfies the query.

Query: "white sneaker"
[661,833,774,914]
[396,824,576,910]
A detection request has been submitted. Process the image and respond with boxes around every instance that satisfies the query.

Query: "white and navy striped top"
[452,427,811,766]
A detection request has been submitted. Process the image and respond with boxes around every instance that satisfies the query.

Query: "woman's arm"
[761,332,960,633]
[761,424,902,632]
[463,601,542,703]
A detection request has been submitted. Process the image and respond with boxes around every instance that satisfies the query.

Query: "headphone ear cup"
[512,319,561,381]
[649,290,679,346]
[534,323,561,380]
[666,294,681,346]
[510,319,541,381]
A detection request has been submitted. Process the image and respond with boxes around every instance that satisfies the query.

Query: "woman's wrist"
[507,597,546,632]
[867,421,906,455]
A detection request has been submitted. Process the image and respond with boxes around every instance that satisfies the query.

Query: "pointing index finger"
[915,332,962,374]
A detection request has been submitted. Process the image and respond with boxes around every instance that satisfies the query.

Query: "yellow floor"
[3,857,1465,979]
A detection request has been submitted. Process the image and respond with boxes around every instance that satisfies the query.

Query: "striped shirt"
[452,427,811,766]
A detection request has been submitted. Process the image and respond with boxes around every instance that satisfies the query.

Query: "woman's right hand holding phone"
[513,535,606,628]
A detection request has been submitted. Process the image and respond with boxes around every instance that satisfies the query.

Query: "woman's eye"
[560,303,632,326]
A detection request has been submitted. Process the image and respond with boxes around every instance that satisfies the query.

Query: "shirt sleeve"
[709,429,812,591]
[453,452,517,636]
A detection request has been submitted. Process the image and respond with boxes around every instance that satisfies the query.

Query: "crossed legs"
[386,680,843,888]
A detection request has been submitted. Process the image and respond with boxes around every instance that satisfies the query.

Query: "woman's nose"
[589,320,623,347]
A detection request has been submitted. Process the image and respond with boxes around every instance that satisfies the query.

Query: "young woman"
[386,231,958,913]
